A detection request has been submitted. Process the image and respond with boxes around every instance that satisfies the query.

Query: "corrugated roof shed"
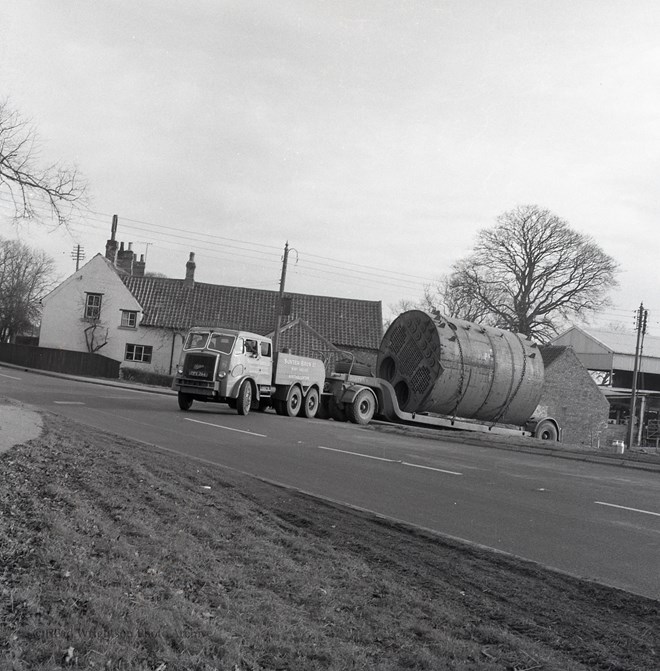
[121,276,383,350]
[580,328,660,359]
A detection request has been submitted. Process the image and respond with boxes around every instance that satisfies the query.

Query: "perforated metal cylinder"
[377,310,544,425]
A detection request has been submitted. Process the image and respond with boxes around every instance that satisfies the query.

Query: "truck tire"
[334,361,373,377]
[286,386,302,417]
[302,388,319,419]
[345,388,376,425]
[237,381,252,416]
[178,392,193,411]
[274,399,287,416]
[535,420,558,441]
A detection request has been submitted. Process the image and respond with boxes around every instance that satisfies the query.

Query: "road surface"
[2,366,659,600]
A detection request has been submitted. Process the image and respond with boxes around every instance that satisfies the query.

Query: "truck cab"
[172,327,273,414]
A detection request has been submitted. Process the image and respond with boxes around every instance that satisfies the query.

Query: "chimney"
[184,252,196,288]
[133,253,146,278]
[116,241,136,274]
[105,214,119,263]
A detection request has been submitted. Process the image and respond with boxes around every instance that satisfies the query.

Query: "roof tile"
[121,276,383,350]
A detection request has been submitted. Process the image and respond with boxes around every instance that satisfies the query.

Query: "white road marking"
[0,372,21,380]
[54,401,86,405]
[318,445,462,475]
[185,417,267,437]
[595,501,660,518]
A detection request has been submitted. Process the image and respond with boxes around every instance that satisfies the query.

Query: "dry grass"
[1,411,658,670]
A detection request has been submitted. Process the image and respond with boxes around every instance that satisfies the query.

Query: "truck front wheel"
[237,381,253,415]
[178,392,193,411]
[302,388,319,419]
[286,386,303,417]
[345,389,376,425]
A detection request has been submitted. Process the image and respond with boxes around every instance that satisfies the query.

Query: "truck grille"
[182,353,216,381]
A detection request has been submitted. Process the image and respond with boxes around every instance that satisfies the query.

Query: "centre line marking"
[185,417,267,437]
[0,372,21,380]
[318,445,462,475]
[595,501,660,517]
[54,401,86,405]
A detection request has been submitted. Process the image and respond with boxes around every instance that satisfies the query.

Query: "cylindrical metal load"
[377,310,544,426]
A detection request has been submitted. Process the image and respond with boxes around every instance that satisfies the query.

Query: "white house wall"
[40,255,141,362]
[40,255,188,376]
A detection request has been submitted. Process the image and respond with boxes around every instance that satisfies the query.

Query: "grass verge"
[1,411,658,670]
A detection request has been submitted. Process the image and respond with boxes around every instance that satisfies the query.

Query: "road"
[2,366,659,601]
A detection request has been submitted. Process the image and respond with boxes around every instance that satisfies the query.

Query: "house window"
[125,344,152,363]
[121,310,138,328]
[85,293,102,320]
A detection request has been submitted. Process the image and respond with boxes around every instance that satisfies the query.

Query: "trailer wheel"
[177,392,193,411]
[302,388,319,419]
[535,420,558,441]
[345,389,376,425]
[286,386,303,417]
[236,381,252,416]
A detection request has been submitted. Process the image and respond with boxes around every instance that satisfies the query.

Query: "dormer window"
[84,293,102,320]
[121,310,138,328]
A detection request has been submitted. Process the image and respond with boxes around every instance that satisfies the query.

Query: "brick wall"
[539,348,610,447]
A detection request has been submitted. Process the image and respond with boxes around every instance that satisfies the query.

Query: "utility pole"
[272,241,290,357]
[71,244,85,271]
[627,302,648,449]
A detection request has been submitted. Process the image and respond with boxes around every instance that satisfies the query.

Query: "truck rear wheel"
[302,388,319,418]
[535,419,558,441]
[237,381,252,416]
[286,386,302,417]
[345,389,376,425]
[178,392,193,411]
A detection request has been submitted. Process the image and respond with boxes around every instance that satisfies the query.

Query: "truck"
[173,310,560,441]
[171,327,325,417]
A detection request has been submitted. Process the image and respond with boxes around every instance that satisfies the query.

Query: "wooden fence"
[0,343,120,379]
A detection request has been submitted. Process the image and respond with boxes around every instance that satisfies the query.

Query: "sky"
[1,0,659,329]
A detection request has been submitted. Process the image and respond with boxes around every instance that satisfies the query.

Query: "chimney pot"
[184,252,196,288]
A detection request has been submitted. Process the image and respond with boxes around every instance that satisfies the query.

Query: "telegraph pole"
[71,244,85,271]
[627,303,648,449]
[272,241,290,356]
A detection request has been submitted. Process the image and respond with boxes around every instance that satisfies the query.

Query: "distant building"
[537,346,610,447]
[552,326,660,447]
[39,242,383,378]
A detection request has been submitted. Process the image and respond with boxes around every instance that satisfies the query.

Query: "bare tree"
[441,205,618,342]
[0,237,56,342]
[0,98,86,226]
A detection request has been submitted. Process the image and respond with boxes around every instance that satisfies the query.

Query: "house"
[537,346,610,447]
[552,326,660,446]
[39,243,383,378]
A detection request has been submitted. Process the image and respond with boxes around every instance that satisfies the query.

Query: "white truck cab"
[172,327,325,417]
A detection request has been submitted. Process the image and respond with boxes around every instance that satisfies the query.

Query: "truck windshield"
[184,332,210,350]
[208,333,236,354]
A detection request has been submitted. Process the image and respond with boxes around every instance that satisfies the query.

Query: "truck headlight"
[176,365,184,374]
[217,371,227,379]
